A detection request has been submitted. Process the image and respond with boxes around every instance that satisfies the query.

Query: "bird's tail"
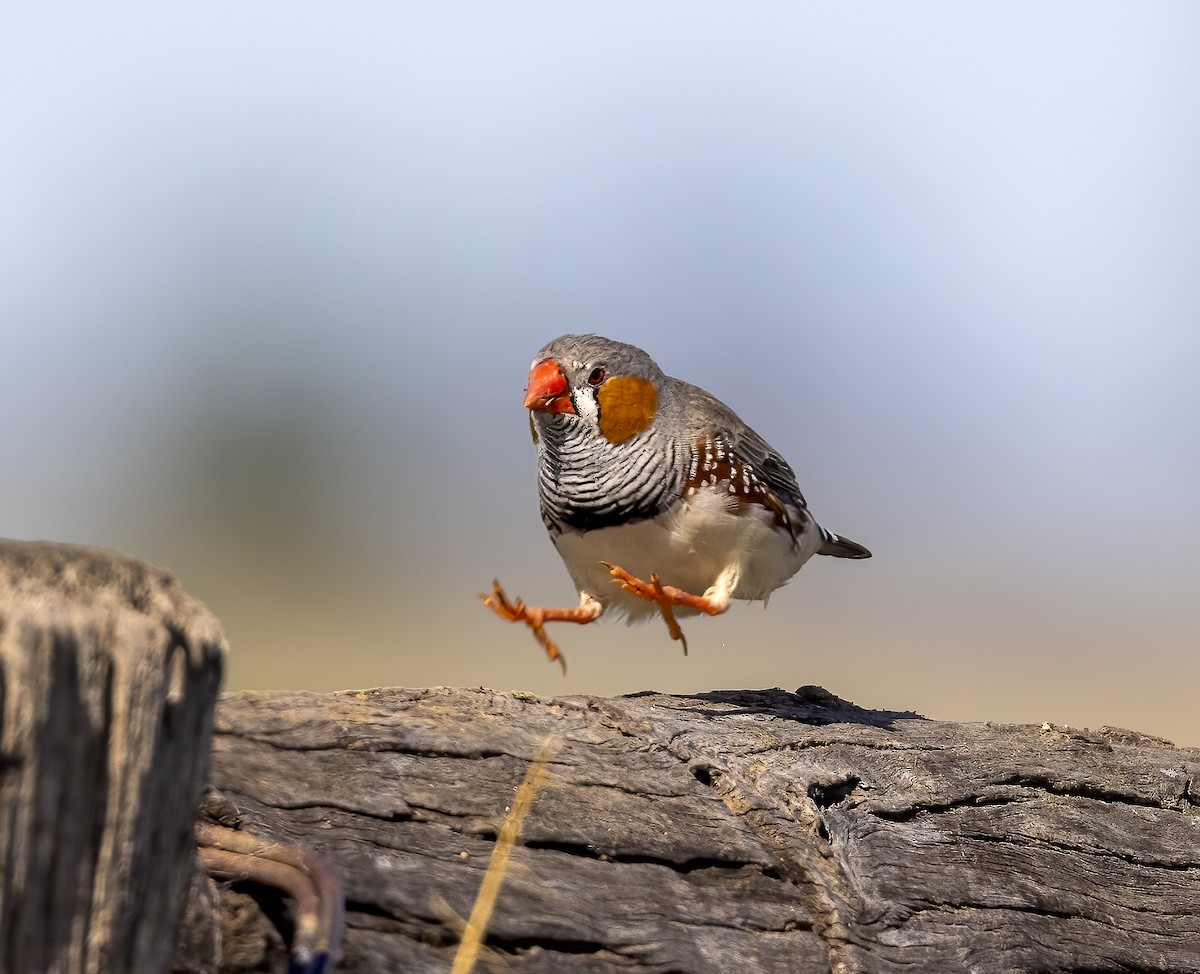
[817,527,872,559]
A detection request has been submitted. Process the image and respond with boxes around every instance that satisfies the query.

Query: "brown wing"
[684,431,810,543]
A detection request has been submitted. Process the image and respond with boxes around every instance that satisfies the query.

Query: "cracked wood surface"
[0,540,225,974]
[179,685,1200,974]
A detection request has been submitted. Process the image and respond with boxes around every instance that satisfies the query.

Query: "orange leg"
[481,580,601,673]
[601,562,727,655]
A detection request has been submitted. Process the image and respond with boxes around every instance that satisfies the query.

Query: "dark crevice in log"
[1029,967,1166,974]
[484,935,616,957]
[994,772,1179,807]
[403,803,480,824]
[521,838,767,874]
[922,900,1110,924]
[901,815,1200,873]
[742,739,945,757]
[807,775,862,809]
[868,791,1034,821]
[226,881,299,952]
[231,735,514,761]
[246,799,416,825]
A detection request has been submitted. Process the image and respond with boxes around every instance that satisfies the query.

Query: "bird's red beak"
[524,358,575,413]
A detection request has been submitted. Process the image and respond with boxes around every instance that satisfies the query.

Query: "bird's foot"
[481,581,563,670]
[481,580,602,672]
[602,563,726,655]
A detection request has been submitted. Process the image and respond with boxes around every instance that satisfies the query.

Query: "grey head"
[524,334,683,531]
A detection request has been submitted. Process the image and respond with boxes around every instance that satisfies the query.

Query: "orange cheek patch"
[597,375,659,444]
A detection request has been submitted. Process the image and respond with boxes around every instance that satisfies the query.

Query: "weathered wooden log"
[0,540,225,974]
[178,685,1200,974]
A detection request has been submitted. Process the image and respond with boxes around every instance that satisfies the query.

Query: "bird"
[483,333,870,670]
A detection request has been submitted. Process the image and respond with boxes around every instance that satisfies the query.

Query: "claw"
[481,580,524,622]
[480,580,569,672]
[649,573,688,655]
[601,562,689,655]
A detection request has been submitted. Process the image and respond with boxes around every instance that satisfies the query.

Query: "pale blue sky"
[3,4,1198,740]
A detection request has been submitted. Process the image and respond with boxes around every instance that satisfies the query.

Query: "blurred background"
[3,4,1198,743]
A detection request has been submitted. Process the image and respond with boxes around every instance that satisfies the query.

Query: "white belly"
[550,492,820,621]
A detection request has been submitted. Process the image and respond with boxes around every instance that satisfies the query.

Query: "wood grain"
[0,539,225,974]
[180,684,1200,973]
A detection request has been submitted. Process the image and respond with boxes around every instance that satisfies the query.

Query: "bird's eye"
[587,367,606,385]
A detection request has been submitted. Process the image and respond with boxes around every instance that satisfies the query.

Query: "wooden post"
[0,540,224,974]
[178,685,1200,974]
